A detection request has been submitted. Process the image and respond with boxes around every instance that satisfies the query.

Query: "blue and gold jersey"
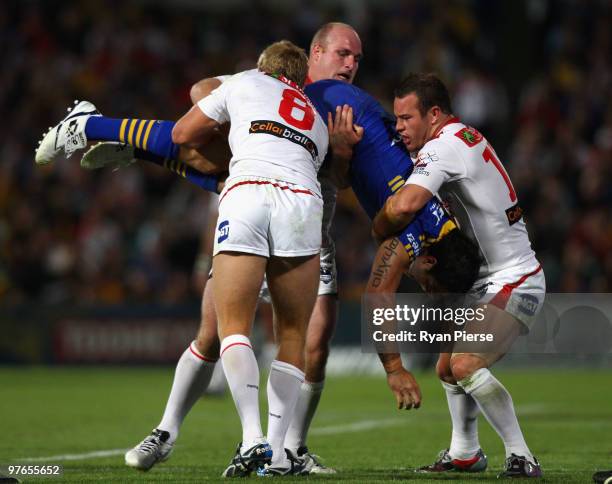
[305,80,455,260]
[305,80,411,219]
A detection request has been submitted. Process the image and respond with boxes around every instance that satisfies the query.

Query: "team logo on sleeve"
[217,220,229,243]
[455,126,483,147]
[249,120,318,160]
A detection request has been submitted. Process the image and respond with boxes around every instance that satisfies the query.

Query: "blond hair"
[257,40,309,87]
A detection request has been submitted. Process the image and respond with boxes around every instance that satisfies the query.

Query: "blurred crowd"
[0,0,610,306]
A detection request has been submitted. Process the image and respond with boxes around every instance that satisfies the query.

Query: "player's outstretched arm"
[372,184,432,240]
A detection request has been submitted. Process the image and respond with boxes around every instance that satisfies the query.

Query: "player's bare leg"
[213,251,267,446]
[304,295,337,383]
[124,279,221,471]
[449,304,541,478]
[260,253,320,475]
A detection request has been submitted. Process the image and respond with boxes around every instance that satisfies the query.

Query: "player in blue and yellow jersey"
[305,79,481,412]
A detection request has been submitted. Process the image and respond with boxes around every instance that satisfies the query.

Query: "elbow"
[190,83,204,105]
[171,122,188,146]
[390,196,418,219]
[190,78,221,104]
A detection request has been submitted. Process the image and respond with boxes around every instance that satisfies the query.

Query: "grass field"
[1,367,610,482]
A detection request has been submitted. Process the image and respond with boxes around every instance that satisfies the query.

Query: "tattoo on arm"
[371,238,400,288]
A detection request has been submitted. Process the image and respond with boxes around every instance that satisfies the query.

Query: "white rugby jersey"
[198,69,328,196]
[406,118,538,277]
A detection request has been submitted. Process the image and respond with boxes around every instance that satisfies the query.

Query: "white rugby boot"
[124,428,174,471]
[35,100,100,165]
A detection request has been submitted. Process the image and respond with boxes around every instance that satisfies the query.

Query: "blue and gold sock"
[85,118,178,159]
[134,148,219,193]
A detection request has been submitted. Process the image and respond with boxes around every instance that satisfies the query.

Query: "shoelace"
[287,452,304,469]
[436,449,452,463]
[138,434,163,454]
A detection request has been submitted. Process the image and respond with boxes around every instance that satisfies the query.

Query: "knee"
[450,354,487,382]
[194,335,220,361]
[436,358,456,384]
[194,318,220,361]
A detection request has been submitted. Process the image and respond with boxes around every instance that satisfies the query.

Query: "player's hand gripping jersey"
[305,80,455,259]
[407,119,538,276]
[198,69,329,197]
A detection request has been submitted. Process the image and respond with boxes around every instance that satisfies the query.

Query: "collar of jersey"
[432,116,461,139]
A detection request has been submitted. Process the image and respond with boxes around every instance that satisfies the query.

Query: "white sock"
[157,341,216,443]
[266,360,305,466]
[441,381,481,460]
[284,380,324,453]
[459,368,534,461]
[220,334,264,449]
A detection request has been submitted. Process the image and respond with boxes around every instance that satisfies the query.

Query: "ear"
[429,106,441,125]
[312,43,323,60]
[423,255,437,269]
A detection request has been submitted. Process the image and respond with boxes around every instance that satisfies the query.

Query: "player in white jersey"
[111,23,362,476]
[372,73,545,478]
[171,41,329,477]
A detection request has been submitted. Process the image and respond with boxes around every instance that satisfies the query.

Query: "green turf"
[1,367,610,482]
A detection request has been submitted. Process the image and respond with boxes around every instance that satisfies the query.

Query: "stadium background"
[0,0,611,481]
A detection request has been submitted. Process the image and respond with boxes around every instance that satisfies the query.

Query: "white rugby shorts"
[469,262,546,331]
[213,176,323,258]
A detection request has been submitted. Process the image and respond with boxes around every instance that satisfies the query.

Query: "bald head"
[309,23,358,55]
[308,22,362,84]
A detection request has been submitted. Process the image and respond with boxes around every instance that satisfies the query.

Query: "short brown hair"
[257,40,309,87]
[394,73,452,116]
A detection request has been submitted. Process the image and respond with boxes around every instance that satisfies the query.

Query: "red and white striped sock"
[157,341,217,443]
